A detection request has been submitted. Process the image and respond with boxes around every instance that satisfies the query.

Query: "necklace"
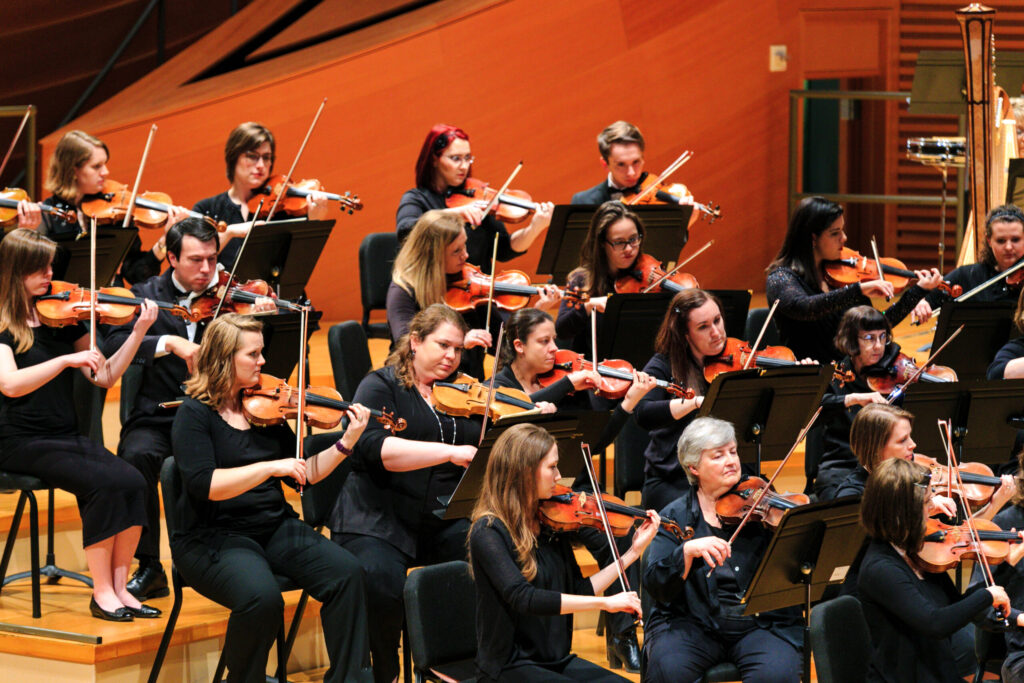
[419,388,456,445]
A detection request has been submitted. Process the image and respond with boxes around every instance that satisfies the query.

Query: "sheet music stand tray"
[741,496,865,683]
[229,218,335,299]
[537,204,692,284]
[932,301,1015,382]
[441,412,610,520]
[258,309,324,379]
[50,227,139,286]
[699,367,831,476]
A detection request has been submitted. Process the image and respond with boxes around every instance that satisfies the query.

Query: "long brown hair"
[183,314,263,409]
[45,130,108,202]
[470,423,556,581]
[654,288,721,389]
[568,201,644,296]
[392,210,464,309]
[767,196,843,291]
[386,304,468,389]
[0,228,57,353]
[849,404,914,472]
[860,458,930,555]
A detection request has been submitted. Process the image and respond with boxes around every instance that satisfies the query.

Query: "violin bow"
[293,299,312,498]
[88,216,98,379]
[474,161,523,232]
[121,124,158,229]
[707,406,823,578]
[885,324,964,403]
[263,97,327,225]
[641,239,714,294]
[0,107,32,181]
[213,199,265,319]
[484,235,500,333]
[626,150,692,205]
[869,236,890,302]
[742,299,779,370]
[477,323,506,447]
[916,256,1024,325]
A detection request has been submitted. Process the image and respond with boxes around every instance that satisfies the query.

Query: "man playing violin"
[103,217,276,600]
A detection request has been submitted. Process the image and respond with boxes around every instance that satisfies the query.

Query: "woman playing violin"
[468,422,658,682]
[643,417,803,683]
[915,204,1024,324]
[766,196,941,364]
[0,228,159,621]
[332,304,482,683]
[192,122,329,268]
[395,124,553,271]
[858,457,1020,683]
[988,282,1024,380]
[171,313,372,682]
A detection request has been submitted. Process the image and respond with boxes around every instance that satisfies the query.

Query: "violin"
[243,373,406,433]
[188,271,303,322]
[35,281,194,327]
[247,175,362,218]
[538,349,695,400]
[444,263,587,312]
[862,353,957,395]
[614,253,699,294]
[80,179,227,231]
[0,188,76,226]
[624,175,722,221]
[824,247,963,297]
[445,177,542,225]
[538,483,693,542]
[913,454,1002,508]
[715,477,809,528]
[431,374,541,420]
[915,517,1022,572]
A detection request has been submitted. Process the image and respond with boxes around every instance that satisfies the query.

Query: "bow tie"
[609,183,643,198]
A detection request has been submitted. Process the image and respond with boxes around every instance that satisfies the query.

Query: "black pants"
[642,472,691,514]
[644,618,801,683]
[1003,649,1024,683]
[117,423,172,563]
[481,656,630,682]
[1,434,146,547]
[335,519,469,683]
[175,517,372,683]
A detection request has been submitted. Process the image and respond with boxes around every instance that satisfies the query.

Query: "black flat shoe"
[127,563,169,601]
[125,603,162,618]
[90,597,133,622]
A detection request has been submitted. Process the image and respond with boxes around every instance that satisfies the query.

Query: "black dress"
[171,397,371,683]
[0,323,146,547]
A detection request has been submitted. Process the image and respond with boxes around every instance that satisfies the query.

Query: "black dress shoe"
[125,603,162,618]
[90,597,133,622]
[606,626,641,673]
[126,563,169,600]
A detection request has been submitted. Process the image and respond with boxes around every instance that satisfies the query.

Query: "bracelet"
[335,440,353,456]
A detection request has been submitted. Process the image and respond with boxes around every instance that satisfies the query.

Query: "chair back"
[159,458,186,541]
[119,364,144,427]
[809,595,871,683]
[743,307,781,348]
[404,561,476,673]
[614,414,650,499]
[327,322,372,400]
[358,232,397,337]
[301,430,352,528]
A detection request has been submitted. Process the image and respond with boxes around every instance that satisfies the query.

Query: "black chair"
[974,623,1007,683]
[119,364,144,427]
[359,232,397,339]
[743,307,781,348]
[613,414,650,501]
[809,595,871,683]
[404,560,477,682]
[327,321,373,400]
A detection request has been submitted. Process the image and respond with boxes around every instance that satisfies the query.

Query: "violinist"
[395,124,553,271]
[102,217,276,601]
[858,457,1020,683]
[988,282,1024,380]
[192,122,329,267]
[330,304,481,683]
[766,196,941,363]
[643,417,802,683]
[914,204,1024,324]
[0,228,160,621]
[171,313,372,682]
[468,422,658,682]
[40,130,188,284]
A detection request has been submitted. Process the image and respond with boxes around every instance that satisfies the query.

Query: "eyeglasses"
[442,154,474,166]
[605,235,642,251]
[858,332,890,345]
[243,151,275,165]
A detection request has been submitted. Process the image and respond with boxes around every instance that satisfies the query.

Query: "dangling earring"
[410,348,416,358]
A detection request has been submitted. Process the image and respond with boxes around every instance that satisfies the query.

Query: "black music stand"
[596,292,672,369]
[699,367,831,476]
[1007,158,1024,211]
[49,227,139,286]
[708,289,752,341]
[440,412,610,520]
[228,218,335,299]
[258,309,324,380]
[932,301,1015,382]
[740,496,865,683]
[901,378,1024,468]
[537,204,692,284]
[909,50,1024,115]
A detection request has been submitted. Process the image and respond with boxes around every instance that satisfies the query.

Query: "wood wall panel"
[42,0,845,321]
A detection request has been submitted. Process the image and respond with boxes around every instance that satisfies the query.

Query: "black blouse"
[988,337,1024,379]
[332,366,482,556]
[469,516,592,680]
[923,261,1019,309]
[192,191,296,269]
[554,271,617,354]
[634,353,705,481]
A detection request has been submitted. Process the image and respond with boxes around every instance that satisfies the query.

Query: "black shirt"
[923,261,1020,308]
[469,517,592,680]
[0,323,86,443]
[978,504,1024,656]
[634,353,705,480]
[554,272,617,354]
[192,191,246,267]
[988,337,1024,379]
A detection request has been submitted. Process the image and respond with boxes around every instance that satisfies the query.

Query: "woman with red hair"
[396,124,554,271]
